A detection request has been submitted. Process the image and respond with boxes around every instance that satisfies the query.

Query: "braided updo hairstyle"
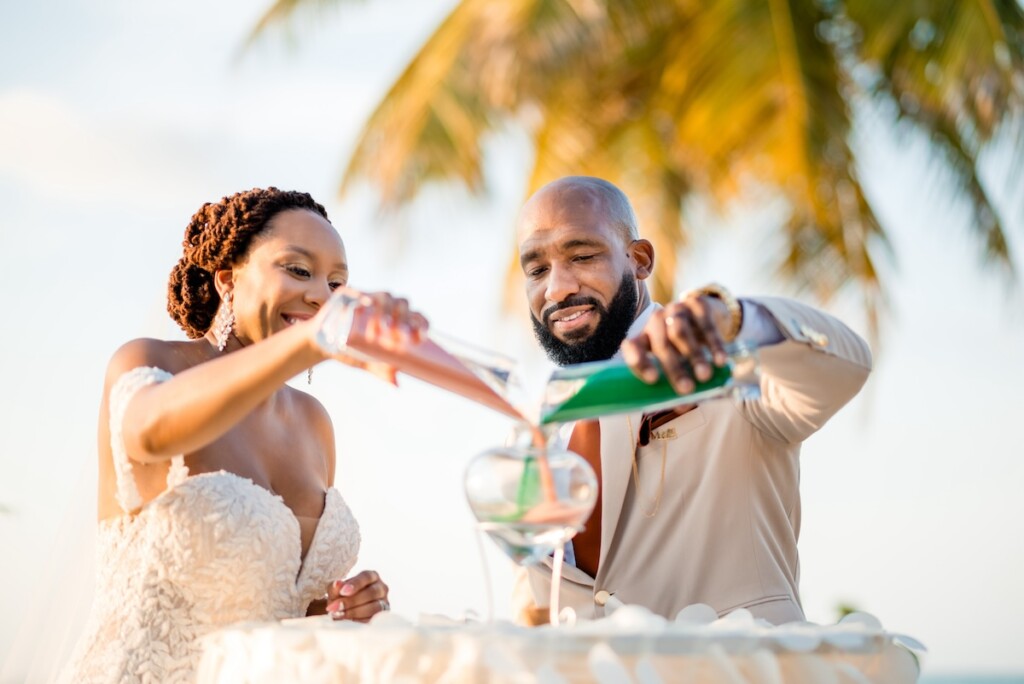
[167,187,329,339]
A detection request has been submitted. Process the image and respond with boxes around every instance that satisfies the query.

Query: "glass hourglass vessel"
[464,424,597,624]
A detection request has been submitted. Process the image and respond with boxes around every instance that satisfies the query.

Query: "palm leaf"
[247,0,1024,337]
[242,0,367,52]
[842,0,1023,278]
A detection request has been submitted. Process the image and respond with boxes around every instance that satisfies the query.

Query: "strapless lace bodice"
[60,367,361,683]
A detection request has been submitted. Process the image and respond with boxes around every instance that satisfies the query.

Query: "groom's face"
[517,189,642,365]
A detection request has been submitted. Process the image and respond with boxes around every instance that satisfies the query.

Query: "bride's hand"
[358,291,429,348]
[313,288,429,385]
[324,570,391,622]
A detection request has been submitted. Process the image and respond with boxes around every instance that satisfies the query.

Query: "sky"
[1,0,1023,679]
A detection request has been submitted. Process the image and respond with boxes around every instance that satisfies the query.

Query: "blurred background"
[1,0,1023,682]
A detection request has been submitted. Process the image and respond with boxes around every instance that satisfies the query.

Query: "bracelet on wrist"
[682,282,742,343]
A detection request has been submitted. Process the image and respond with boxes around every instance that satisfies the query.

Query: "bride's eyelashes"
[284,264,312,279]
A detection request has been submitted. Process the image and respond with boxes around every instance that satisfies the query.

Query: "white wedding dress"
[59,367,362,684]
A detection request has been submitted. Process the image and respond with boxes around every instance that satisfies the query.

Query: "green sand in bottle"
[540,361,733,425]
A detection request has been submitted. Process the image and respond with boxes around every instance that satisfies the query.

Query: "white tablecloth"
[197,605,922,683]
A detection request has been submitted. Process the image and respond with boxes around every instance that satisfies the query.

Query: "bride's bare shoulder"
[103,338,207,388]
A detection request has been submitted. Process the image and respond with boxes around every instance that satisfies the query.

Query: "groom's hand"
[325,570,391,623]
[621,294,731,394]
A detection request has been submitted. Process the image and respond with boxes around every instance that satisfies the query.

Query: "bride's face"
[226,208,348,344]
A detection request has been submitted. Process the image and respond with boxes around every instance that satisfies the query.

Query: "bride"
[58,187,424,683]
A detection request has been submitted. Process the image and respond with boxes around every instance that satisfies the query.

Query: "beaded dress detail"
[60,367,361,683]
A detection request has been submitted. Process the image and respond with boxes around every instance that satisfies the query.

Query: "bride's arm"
[110,319,326,463]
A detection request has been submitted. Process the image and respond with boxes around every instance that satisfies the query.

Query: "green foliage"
[250,0,1024,332]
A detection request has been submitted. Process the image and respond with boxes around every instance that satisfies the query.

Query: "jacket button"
[799,324,829,347]
[594,590,611,606]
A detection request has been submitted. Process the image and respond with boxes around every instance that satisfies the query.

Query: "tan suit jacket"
[514,297,872,624]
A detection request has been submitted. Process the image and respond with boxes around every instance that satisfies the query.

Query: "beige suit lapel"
[597,411,642,572]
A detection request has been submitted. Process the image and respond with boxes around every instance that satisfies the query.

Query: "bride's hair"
[167,187,329,339]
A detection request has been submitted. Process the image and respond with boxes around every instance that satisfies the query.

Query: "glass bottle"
[315,288,524,419]
[539,342,761,425]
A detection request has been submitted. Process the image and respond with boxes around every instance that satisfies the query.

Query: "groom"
[512,176,872,624]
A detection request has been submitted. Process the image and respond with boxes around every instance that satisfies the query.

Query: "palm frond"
[242,0,366,52]
[842,0,1023,278]
[341,0,615,206]
[246,0,1024,340]
[339,1,494,206]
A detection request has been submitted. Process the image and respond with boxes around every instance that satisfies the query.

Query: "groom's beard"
[531,272,639,366]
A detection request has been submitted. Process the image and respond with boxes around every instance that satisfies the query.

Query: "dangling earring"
[212,292,235,352]
[307,367,314,385]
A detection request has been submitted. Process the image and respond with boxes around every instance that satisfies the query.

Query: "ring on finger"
[665,315,675,328]
[378,599,390,612]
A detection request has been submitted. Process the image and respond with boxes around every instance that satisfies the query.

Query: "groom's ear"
[630,239,654,280]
